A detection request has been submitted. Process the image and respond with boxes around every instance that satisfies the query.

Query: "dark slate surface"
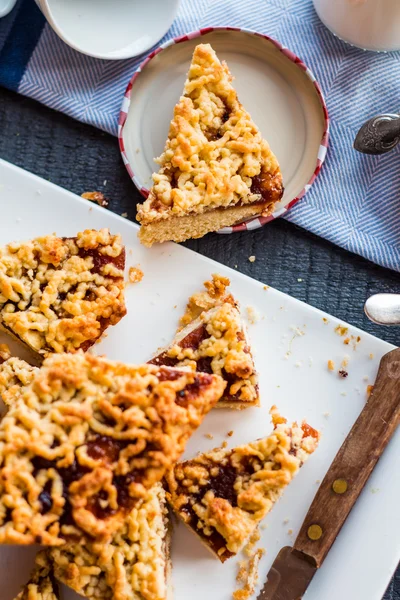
[0,87,399,599]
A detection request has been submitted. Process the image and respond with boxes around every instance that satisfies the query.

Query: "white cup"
[313,0,400,52]
[34,0,180,60]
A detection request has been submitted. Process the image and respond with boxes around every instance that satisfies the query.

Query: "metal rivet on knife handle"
[332,478,348,494]
[307,524,323,541]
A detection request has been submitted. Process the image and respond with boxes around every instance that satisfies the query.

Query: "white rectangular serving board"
[0,158,399,600]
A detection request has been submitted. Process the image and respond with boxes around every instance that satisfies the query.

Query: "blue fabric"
[0,0,399,272]
[0,0,45,90]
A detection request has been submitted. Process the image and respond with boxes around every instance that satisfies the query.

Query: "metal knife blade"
[257,547,316,600]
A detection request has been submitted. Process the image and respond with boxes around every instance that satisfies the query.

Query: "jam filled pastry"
[14,551,60,600]
[0,229,127,358]
[149,275,259,409]
[165,407,319,562]
[50,483,170,600]
[137,43,284,246]
[0,353,224,545]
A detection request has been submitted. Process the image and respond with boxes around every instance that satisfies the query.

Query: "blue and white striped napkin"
[0,0,399,271]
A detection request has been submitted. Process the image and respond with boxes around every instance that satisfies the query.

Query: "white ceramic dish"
[34,0,180,59]
[0,0,16,18]
[0,158,398,600]
[119,28,329,233]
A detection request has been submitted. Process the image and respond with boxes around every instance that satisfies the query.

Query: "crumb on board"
[221,441,228,449]
[245,528,261,557]
[283,518,289,525]
[328,359,335,371]
[128,266,144,284]
[227,430,234,437]
[338,369,348,379]
[263,285,269,290]
[371,488,380,494]
[322,317,329,325]
[121,212,128,218]
[246,305,259,325]
[316,480,321,484]
[340,391,347,397]
[341,355,350,368]
[135,148,140,154]
[323,412,330,419]
[363,375,369,382]
[204,433,214,440]
[369,353,374,360]
[295,361,303,368]
[0,343,11,364]
[248,255,256,263]
[288,529,293,536]
[128,249,133,256]
[343,337,350,345]
[81,191,109,207]
[335,325,349,337]
[173,304,177,309]
[233,546,265,600]
[367,384,374,398]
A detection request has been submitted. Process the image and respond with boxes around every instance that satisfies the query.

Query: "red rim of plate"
[118,26,330,234]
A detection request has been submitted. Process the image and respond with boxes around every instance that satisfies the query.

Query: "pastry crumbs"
[128,266,144,284]
[227,430,234,437]
[328,360,335,371]
[367,384,374,398]
[81,191,108,207]
[204,433,214,440]
[322,318,329,324]
[233,549,265,600]
[335,325,349,337]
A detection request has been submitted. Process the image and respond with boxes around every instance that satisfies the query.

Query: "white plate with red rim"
[1,159,399,600]
[119,27,329,233]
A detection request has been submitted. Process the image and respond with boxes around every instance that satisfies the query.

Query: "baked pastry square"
[50,483,170,600]
[14,551,60,600]
[0,229,126,357]
[149,275,259,409]
[137,43,284,246]
[165,408,319,562]
[0,353,224,545]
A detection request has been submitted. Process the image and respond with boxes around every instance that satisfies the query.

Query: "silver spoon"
[364,294,400,325]
[354,113,400,155]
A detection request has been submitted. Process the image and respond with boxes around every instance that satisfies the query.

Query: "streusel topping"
[166,408,319,559]
[137,44,283,225]
[178,274,233,330]
[151,301,258,406]
[0,353,224,545]
[0,229,126,356]
[50,483,169,600]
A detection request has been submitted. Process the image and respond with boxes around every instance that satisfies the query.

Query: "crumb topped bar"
[137,44,284,246]
[50,483,170,600]
[0,229,126,357]
[165,408,319,561]
[0,353,224,545]
[14,551,60,600]
[149,275,258,409]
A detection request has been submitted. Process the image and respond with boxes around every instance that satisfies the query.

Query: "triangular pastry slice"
[0,229,126,358]
[137,43,284,246]
[149,275,259,409]
[0,353,224,545]
[50,483,170,600]
[165,408,319,562]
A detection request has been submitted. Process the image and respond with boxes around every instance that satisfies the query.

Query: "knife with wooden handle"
[258,347,400,600]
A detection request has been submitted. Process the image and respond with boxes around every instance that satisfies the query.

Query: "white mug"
[34,0,180,60]
[313,0,400,52]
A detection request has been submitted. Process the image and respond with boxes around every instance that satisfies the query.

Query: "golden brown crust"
[14,551,59,600]
[0,353,224,545]
[0,356,38,406]
[149,275,258,408]
[137,43,283,244]
[50,483,170,600]
[138,203,271,247]
[0,229,126,357]
[165,407,319,561]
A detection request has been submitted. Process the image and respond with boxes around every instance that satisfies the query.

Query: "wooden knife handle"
[294,347,400,568]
